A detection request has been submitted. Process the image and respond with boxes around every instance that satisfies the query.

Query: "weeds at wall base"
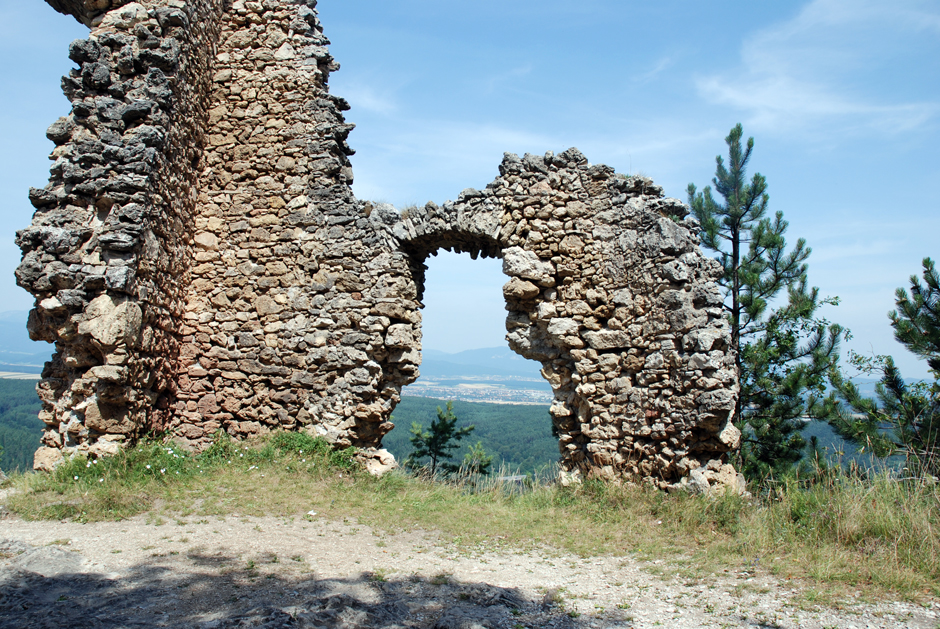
[3,432,939,603]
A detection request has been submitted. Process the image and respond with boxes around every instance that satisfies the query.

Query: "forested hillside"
[0,379,42,472]
[0,383,896,476]
[384,397,558,474]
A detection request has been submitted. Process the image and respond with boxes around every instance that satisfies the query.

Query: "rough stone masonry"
[17,0,742,491]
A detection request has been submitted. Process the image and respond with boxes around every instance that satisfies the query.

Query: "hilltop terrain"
[0,424,937,628]
[1,504,937,628]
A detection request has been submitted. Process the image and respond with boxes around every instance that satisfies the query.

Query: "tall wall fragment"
[18,0,741,491]
[18,0,226,468]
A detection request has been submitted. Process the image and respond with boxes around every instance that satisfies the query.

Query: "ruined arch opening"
[399,232,503,302]
[383,228,564,465]
[372,152,743,489]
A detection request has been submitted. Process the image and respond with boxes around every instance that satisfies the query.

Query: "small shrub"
[329,446,359,471]
[200,431,241,465]
[695,490,747,535]
[270,432,332,457]
[429,572,451,585]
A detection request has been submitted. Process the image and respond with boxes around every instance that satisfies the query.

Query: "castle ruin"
[17,0,742,491]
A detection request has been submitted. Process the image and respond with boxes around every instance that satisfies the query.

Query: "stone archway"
[375,149,742,489]
[18,0,741,491]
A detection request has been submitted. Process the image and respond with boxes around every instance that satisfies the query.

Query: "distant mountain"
[0,311,51,374]
[422,348,904,394]
[418,359,510,378]
[847,379,881,398]
[421,347,542,378]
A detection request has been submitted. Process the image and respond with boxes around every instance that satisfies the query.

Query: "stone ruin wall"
[18,0,225,463]
[17,0,742,492]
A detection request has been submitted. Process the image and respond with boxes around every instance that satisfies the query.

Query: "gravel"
[0,514,936,628]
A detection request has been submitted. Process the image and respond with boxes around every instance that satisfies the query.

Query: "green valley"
[384,396,558,475]
[0,379,43,472]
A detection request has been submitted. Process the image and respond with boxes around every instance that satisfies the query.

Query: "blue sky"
[1,0,938,379]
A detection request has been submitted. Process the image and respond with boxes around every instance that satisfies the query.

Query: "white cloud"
[348,112,733,206]
[349,119,560,205]
[632,55,676,84]
[782,0,940,37]
[698,75,936,135]
[339,83,399,116]
[696,0,940,137]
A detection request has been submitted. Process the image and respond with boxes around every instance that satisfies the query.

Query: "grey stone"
[11,546,84,578]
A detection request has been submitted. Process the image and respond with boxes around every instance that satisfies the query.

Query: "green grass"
[5,431,359,522]
[4,432,939,602]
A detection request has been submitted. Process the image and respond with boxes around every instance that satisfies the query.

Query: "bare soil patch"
[1,511,937,628]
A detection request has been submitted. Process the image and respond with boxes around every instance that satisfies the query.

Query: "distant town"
[403,375,553,405]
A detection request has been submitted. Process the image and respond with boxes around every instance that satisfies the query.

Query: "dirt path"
[0,511,937,629]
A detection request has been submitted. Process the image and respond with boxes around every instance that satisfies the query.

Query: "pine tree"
[462,441,494,475]
[688,124,846,478]
[891,257,940,373]
[833,258,940,474]
[405,401,475,476]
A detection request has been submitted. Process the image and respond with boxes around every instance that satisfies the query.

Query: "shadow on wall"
[0,543,626,628]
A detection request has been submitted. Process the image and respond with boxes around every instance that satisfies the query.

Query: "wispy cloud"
[348,119,560,205]
[632,55,676,84]
[370,120,558,160]
[340,83,399,116]
[698,75,937,135]
[696,0,940,137]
